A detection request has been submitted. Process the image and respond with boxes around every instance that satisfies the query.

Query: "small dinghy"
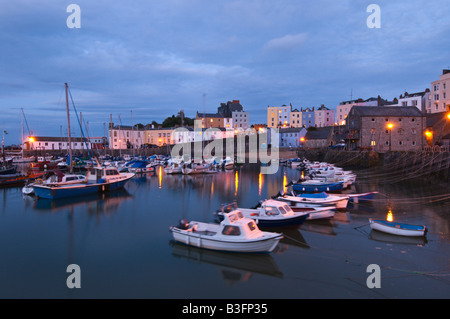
[169,210,283,253]
[369,218,427,237]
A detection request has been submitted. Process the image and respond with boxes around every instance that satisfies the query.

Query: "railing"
[424,145,450,153]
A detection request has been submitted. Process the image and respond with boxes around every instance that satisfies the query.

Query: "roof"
[304,127,332,140]
[279,127,307,133]
[350,106,424,117]
[196,112,224,118]
[426,112,450,127]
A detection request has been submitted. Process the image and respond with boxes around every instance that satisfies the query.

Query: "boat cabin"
[219,210,263,238]
[259,199,295,216]
[87,166,122,183]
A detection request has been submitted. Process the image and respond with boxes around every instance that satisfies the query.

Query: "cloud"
[264,33,308,51]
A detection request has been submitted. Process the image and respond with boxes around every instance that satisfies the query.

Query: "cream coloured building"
[428,69,450,114]
[267,105,290,128]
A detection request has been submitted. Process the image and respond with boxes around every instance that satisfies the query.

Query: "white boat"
[217,200,310,227]
[22,172,87,195]
[369,218,427,237]
[288,204,336,220]
[164,162,183,174]
[221,157,234,170]
[277,192,349,210]
[169,210,283,253]
[182,162,211,175]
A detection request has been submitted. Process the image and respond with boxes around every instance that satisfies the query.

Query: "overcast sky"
[1,0,449,144]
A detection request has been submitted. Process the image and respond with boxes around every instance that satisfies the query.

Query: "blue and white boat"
[292,181,344,193]
[278,192,349,210]
[335,191,378,203]
[33,166,135,199]
[369,218,427,237]
[217,200,310,227]
[127,160,155,173]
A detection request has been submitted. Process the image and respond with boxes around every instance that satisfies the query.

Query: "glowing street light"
[386,123,393,151]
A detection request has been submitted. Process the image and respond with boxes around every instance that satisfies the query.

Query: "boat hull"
[369,219,426,237]
[170,228,283,253]
[33,176,133,200]
[250,213,309,227]
[290,207,336,220]
[292,182,344,193]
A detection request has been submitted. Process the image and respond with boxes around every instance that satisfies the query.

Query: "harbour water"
[1,164,449,299]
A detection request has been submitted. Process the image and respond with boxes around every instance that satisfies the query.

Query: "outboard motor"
[178,218,189,230]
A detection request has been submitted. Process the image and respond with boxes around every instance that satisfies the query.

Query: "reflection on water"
[32,189,133,215]
[1,163,449,298]
[170,241,283,285]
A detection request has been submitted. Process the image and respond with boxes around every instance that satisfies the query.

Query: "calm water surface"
[1,164,449,298]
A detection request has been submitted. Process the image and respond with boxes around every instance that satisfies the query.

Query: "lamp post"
[387,123,393,152]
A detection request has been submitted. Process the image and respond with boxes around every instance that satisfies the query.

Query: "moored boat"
[277,192,349,210]
[292,181,344,193]
[169,210,283,253]
[217,200,310,227]
[33,166,134,200]
[369,218,427,237]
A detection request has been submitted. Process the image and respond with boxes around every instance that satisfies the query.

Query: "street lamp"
[387,123,393,152]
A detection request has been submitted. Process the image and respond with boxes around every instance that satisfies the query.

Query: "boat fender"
[250,213,259,216]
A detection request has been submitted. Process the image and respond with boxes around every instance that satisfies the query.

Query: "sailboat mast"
[65,83,73,173]
[21,108,24,160]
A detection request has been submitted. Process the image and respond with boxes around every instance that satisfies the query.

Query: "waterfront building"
[301,107,315,128]
[195,112,225,129]
[267,105,290,128]
[314,105,335,128]
[23,136,99,152]
[223,117,233,129]
[279,127,307,148]
[424,112,450,146]
[197,100,247,129]
[428,69,450,114]
[344,106,426,152]
[218,100,243,118]
[289,109,303,128]
[232,110,249,130]
[303,127,334,149]
[145,127,175,146]
[109,125,145,150]
[391,90,430,113]
[336,98,379,125]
